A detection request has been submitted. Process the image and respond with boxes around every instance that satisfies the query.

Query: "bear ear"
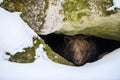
[64,36,72,44]
[81,35,92,40]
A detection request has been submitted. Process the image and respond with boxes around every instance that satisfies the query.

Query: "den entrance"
[40,33,120,66]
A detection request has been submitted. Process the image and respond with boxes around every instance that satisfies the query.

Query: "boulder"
[1,0,120,41]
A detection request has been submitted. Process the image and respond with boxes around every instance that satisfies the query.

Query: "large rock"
[0,0,63,35]
[1,0,120,41]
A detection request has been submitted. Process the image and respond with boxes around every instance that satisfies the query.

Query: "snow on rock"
[107,0,120,11]
[35,44,50,62]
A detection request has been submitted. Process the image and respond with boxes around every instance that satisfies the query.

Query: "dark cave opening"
[39,33,120,65]
[40,33,66,57]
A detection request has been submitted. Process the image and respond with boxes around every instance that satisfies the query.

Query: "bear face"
[64,35,96,66]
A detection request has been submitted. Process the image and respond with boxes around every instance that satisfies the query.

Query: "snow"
[107,0,120,11]
[0,0,3,4]
[0,7,37,55]
[0,48,120,80]
[0,1,120,80]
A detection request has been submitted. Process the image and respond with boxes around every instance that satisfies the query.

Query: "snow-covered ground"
[0,0,120,80]
[0,47,120,80]
[0,0,3,3]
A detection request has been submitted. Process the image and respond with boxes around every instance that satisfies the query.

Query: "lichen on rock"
[0,0,49,34]
[56,0,120,41]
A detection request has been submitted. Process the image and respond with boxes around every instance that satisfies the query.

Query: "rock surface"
[56,0,120,41]
[1,0,120,41]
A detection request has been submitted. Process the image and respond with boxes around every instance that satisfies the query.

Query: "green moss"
[0,0,24,12]
[45,0,49,10]
[62,0,115,22]
[9,47,35,63]
[62,0,90,21]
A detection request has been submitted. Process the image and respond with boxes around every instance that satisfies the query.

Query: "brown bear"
[64,35,97,66]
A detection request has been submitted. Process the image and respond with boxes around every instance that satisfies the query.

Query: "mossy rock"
[7,37,73,65]
[56,0,120,41]
[38,38,74,66]
[8,37,42,63]
[1,0,120,41]
[0,0,49,33]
